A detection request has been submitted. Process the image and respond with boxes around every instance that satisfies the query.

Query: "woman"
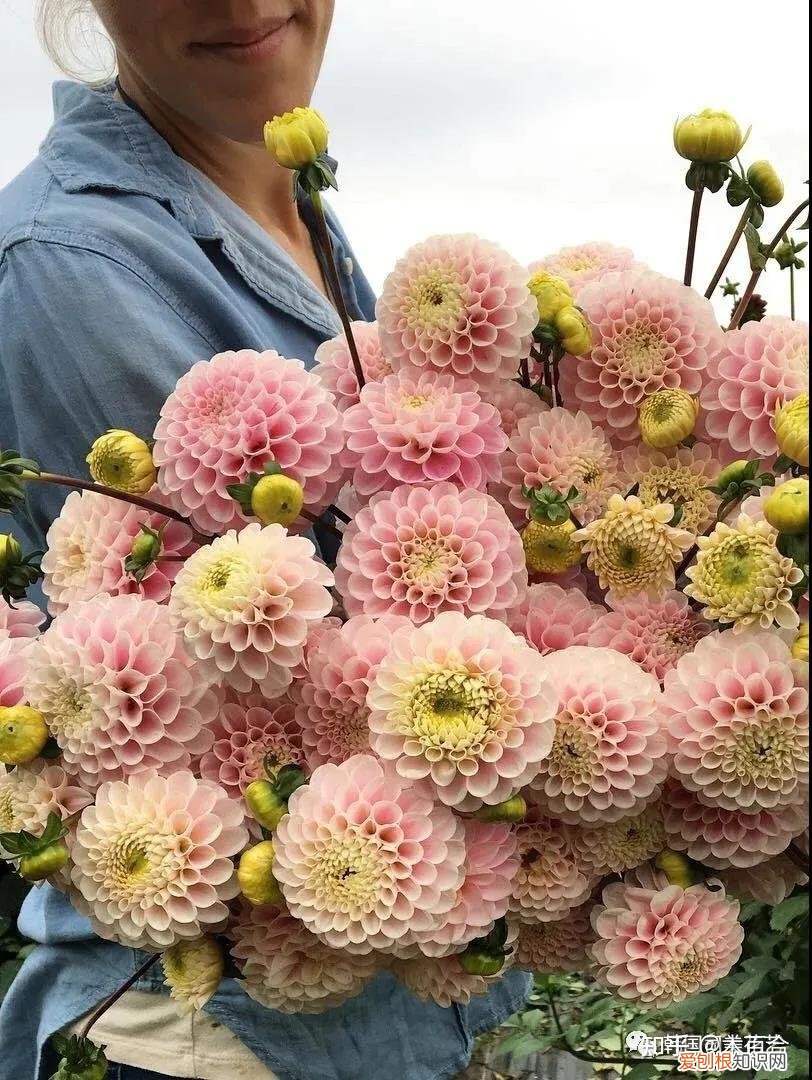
[0,3,531,1078]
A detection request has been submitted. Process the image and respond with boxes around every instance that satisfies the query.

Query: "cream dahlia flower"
[367,612,558,811]
[574,495,694,599]
[162,936,224,1012]
[0,761,92,834]
[513,905,595,974]
[620,442,721,536]
[169,523,334,699]
[509,814,596,923]
[571,804,666,875]
[717,851,808,905]
[69,770,247,949]
[390,953,497,1008]
[0,598,44,641]
[684,514,803,631]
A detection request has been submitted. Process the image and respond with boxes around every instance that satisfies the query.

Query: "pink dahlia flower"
[590,875,743,1004]
[0,761,92,834]
[153,349,345,534]
[312,321,392,412]
[168,523,334,699]
[661,780,807,869]
[558,271,723,445]
[295,614,409,769]
[69,769,247,949]
[376,234,538,387]
[24,594,218,790]
[509,583,606,656]
[702,317,809,457]
[717,850,808,905]
[230,903,380,1014]
[289,616,343,681]
[198,689,305,802]
[0,598,44,641]
[341,371,506,498]
[273,754,466,953]
[0,636,30,707]
[390,953,499,1008]
[411,819,519,956]
[588,591,711,684]
[571,803,666,876]
[499,408,626,527]
[491,381,549,440]
[41,489,195,615]
[529,242,640,295]
[509,815,595,923]
[335,484,526,625]
[367,612,558,812]
[513,905,595,973]
[529,646,667,823]
[661,629,808,813]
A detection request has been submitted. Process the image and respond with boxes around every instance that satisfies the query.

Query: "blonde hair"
[37,0,115,83]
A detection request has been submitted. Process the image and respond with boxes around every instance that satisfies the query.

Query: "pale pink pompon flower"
[168,523,334,699]
[0,636,30,708]
[69,769,247,950]
[529,242,640,295]
[153,349,345,534]
[529,645,667,823]
[702,317,808,458]
[230,903,380,1014]
[513,905,595,974]
[717,850,809,905]
[335,483,526,625]
[341,371,507,499]
[490,381,549,440]
[590,871,743,1004]
[509,583,606,656]
[312,321,392,412]
[376,233,538,387]
[558,271,723,445]
[0,761,92,835]
[390,953,501,1008]
[24,594,219,791]
[661,628,808,813]
[41,488,195,615]
[0,597,44,640]
[509,813,596,923]
[273,754,467,953]
[366,612,558,812]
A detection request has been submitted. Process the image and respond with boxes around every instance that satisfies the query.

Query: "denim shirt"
[0,82,530,1080]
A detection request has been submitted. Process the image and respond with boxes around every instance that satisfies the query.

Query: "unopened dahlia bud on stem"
[238,840,285,906]
[673,109,749,163]
[522,519,581,575]
[638,389,699,449]
[763,478,809,536]
[163,936,224,1012]
[747,160,784,207]
[775,394,809,468]
[86,429,156,494]
[554,305,592,355]
[792,622,809,662]
[0,705,49,766]
[0,534,22,570]
[264,107,329,170]
[528,270,573,323]
[251,473,304,528]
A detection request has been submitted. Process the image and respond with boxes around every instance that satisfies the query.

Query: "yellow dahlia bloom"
[264,107,328,170]
[637,389,699,450]
[673,109,748,163]
[86,430,156,494]
[163,936,224,1013]
[527,270,573,323]
[574,495,693,598]
[684,515,804,631]
[775,394,809,467]
[621,443,720,536]
[521,519,582,574]
[792,622,809,662]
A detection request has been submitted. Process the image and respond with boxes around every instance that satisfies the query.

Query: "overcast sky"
[0,0,808,319]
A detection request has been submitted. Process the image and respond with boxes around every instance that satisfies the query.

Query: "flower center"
[548,715,601,786]
[661,946,713,995]
[406,669,504,758]
[0,788,18,831]
[309,832,387,913]
[317,706,371,757]
[100,824,190,899]
[402,394,429,410]
[711,539,764,594]
[638,465,717,534]
[618,326,669,383]
[193,553,253,616]
[406,266,465,332]
[723,717,801,784]
[401,535,459,589]
[48,681,94,742]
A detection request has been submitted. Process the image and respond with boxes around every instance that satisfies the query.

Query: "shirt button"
[343,257,354,276]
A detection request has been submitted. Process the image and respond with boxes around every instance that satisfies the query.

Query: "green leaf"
[727,173,754,207]
[787,1025,809,1049]
[744,223,769,270]
[771,893,809,932]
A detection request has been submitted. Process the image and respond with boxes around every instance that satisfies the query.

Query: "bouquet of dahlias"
[1,104,808,1074]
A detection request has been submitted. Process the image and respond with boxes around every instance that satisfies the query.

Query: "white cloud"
[0,0,808,318]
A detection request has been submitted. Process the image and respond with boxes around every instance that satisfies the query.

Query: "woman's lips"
[191,17,293,63]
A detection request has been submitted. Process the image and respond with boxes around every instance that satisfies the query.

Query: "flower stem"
[328,504,351,525]
[704,200,754,299]
[80,952,161,1039]
[308,189,366,391]
[728,198,810,330]
[683,185,704,287]
[790,263,796,320]
[519,355,531,389]
[545,988,678,1068]
[25,472,213,547]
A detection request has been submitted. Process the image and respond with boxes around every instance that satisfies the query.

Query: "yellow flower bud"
[654,848,696,888]
[715,460,752,491]
[775,394,809,468]
[251,473,304,528]
[264,107,329,170]
[0,534,22,570]
[554,305,592,356]
[19,839,69,882]
[244,778,288,831]
[527,271,573,323]
[763,478,809,536]
[747,160,784,207]
[673,110,749,164]
[87,430,156,495]
[472,795,527,823]
[638,389,699,450]
[0,705,50,765]
[792,623,809,663]
[238,840,284,906]
[522,519,581,575]
[163,936,224,1012]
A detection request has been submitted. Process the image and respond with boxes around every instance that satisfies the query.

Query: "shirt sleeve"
[0,238,222,553]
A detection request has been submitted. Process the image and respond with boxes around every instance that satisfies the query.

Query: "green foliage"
[0,863,32,1005]
[49,1034,108,1080]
